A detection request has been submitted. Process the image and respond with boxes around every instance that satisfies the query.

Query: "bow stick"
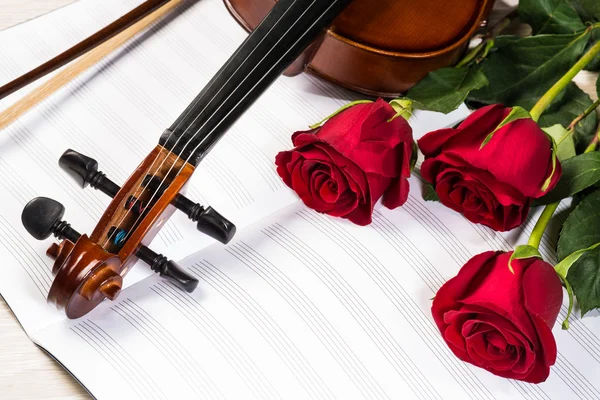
[0,0,181,131]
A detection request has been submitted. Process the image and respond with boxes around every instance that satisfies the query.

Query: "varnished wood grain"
[0,0,172,99]
[0,0,183,131]
[225,0,492,96]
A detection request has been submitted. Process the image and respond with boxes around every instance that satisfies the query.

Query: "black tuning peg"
[59,149,119,197]
[136,247,198,293]
[21,197,198,293]
[60,149,236,245]
[22,197,80,243]
[173,196,236,244]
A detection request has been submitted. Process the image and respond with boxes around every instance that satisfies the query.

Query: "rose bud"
[432,251,563,384]
[275,98,414,225]
[418,104,561,231]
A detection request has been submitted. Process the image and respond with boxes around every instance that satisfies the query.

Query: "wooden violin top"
[332,0,486,53]
[226,0,493,96]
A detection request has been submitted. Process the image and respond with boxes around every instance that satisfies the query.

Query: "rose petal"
[382,175,410,209]
[432,251,500,332]
[460,253,539,345]
[418,104,509,157]
[523,260,562,368]
[294,100,413,178]
[445,118,557,198]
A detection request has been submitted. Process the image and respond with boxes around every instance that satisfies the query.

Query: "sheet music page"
[31,179,600,400]
[0,0,468,335]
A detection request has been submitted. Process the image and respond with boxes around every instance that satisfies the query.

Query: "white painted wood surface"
[0,1,597,399]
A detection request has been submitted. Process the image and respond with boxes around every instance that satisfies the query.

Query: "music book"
[1,0,600,399]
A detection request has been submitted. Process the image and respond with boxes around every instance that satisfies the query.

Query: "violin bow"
[0,0,181,131]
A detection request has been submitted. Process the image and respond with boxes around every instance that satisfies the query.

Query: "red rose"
[432,251,563,383]
[275,98,413,225]
[418,104,561,231]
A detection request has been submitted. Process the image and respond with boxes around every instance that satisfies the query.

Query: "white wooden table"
[0,1,597,399]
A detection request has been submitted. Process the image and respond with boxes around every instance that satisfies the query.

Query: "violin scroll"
[22,147,235,318]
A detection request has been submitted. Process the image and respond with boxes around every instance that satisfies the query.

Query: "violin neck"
[159,0,351,166]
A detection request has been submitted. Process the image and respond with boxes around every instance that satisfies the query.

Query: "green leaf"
[538,84,598,152]
[538,152,600,203]
[563,245,600,315]
[557,189,600,259]
[406,65,488,114]
[542,124,576,160]
[583,28,600,71]
[519,0,585,34]
[560,275,575,329]
[555,241,600,277]
[557,189,600,315]
[480,106,532,148]
[509,245,543,273]
[567,0,600,70]
[567,0,600,21]
[468,32,591,110]
[423,183,440,202]
[389,98,414,122]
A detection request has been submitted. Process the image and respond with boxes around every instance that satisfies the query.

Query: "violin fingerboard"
[160,0,353,166]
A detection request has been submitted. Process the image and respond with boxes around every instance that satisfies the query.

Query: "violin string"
[100,2,255,247]
[103,0,303,247]
[174,0,337,168]
[130,0,337,239]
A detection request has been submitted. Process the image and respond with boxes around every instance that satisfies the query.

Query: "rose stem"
[455,9,518,68]
[585,123,600,153]
[527,28,600,248]
[567,98,600,132]
[554,98,600,146]
[530,32,600,122]
[527,203,560,249]
[528,115,599,249]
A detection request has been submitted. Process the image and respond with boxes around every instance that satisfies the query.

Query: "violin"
[225,0,493,96]
[20,0,355,319]
[15,0,492,319]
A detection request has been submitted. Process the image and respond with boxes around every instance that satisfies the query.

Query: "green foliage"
[406,66,488,114]
[509,245,542,272]
[519,0,585,34]
[389,98,414,122]
[405,0,600,316]
[538,84,598,152]
[567,0,600,21]
[543,124,576,161]
[568,0,600,70]
[422,183,440,202]
[558,189,600,260]
[467,32,590,109]
[538,152,600,203]
[555,241,600,277]
[557,189,600,315]
[563,245,600,315]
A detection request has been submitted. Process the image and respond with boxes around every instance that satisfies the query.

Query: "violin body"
[225,0,493,96]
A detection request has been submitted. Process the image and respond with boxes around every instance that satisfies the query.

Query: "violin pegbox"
[21,147,236,318]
